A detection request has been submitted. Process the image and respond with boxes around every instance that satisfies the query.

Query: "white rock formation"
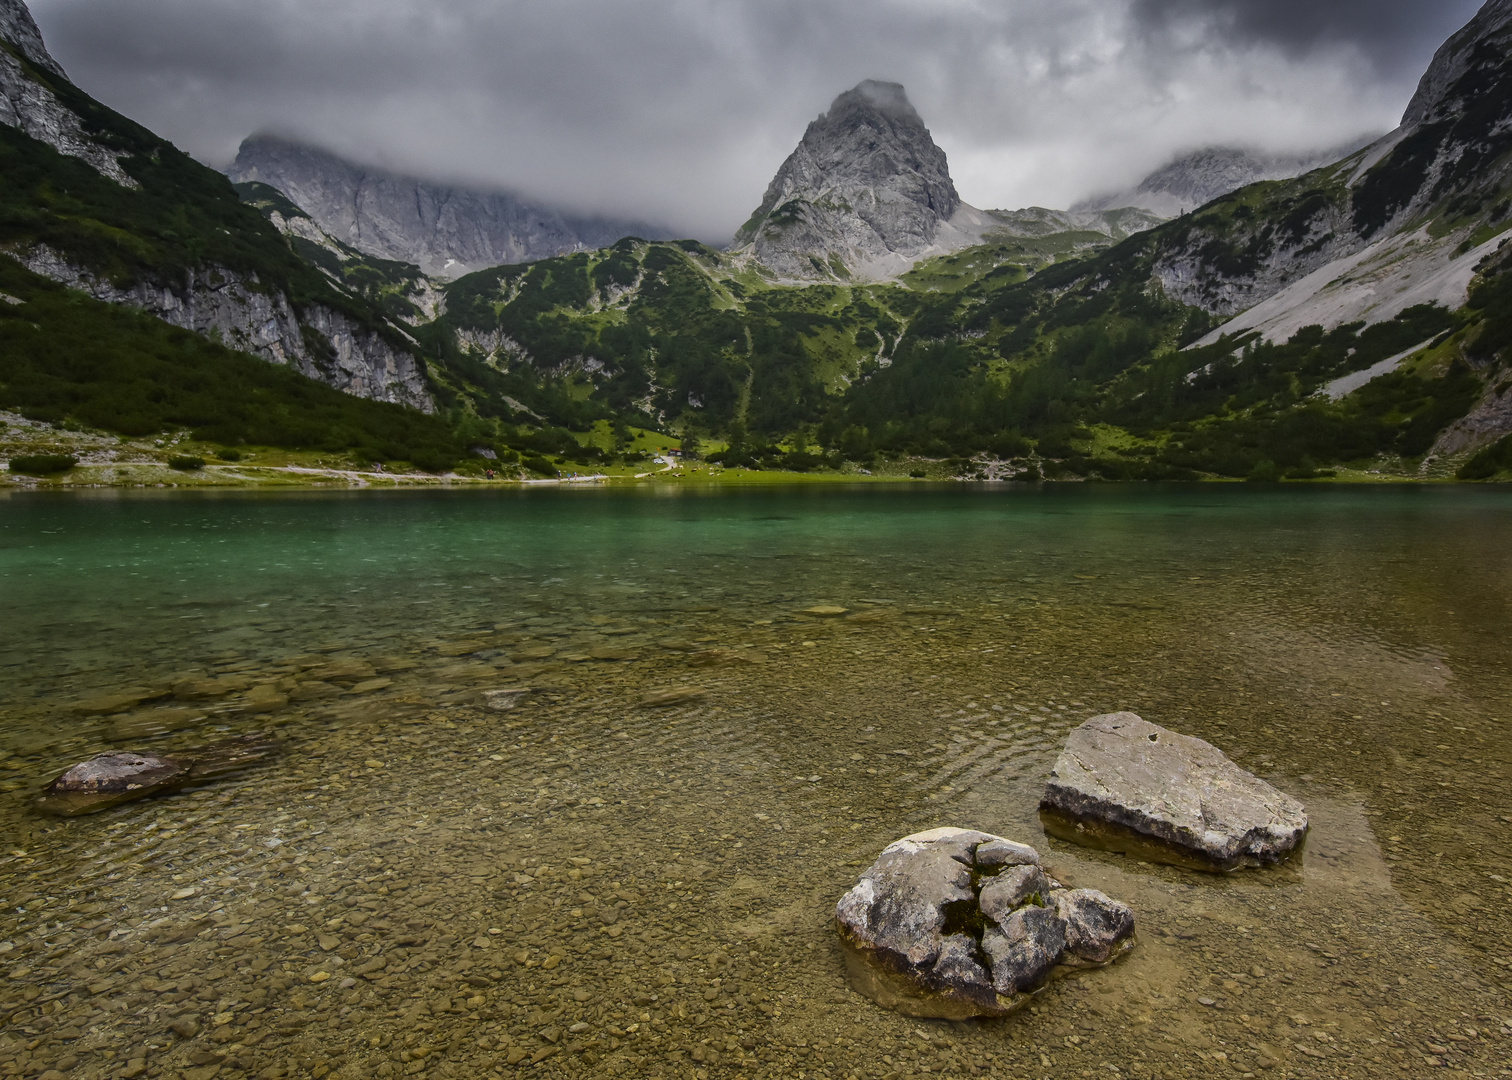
[0,0,136,187]
[0,0,62,77]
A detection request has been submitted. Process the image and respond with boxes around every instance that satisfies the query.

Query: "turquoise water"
[1,485,1509,1079]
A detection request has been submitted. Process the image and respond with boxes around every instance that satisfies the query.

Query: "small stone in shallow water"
[639,686,706,708]
[36,734,278,816]
[481,687,534,711]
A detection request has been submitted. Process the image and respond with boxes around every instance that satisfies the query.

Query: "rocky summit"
[0,0,63,77]
[734,81,973,281]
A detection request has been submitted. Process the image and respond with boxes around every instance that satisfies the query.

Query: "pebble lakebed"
[0,486,1509,1080]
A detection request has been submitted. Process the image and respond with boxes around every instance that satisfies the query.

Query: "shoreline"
[0,460,1484,491]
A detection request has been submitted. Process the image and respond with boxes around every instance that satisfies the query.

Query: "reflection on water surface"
[1,485,1510,1079]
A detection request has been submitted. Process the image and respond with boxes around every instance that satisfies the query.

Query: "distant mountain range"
[227,135,671,279]
[1074,143,1379,219]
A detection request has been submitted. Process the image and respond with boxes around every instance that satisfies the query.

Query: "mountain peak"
[1,0,66,78]
[733,80,962,280]
[834,79,917,118]
[1401,0,1512,128]
[1077,140,1375,219]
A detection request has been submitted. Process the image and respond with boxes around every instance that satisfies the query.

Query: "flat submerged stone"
[834,828,1135,1019]
[36,733,278,817]
[1038,712,1308,872]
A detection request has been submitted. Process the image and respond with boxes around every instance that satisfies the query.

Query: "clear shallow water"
[0,484,1509,1080]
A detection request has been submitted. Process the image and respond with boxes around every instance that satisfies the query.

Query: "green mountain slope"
[0,257,462,468]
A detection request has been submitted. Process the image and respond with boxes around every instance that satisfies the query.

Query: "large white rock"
[1039,713,1308,872]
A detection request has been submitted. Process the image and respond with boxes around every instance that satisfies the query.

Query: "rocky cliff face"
[1349,0,1512,238]
[0,1,135,186]
[228,136,663,279]
[733,81,968,280]
[21,245,434,411]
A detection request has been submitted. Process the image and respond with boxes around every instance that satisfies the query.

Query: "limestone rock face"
[734,81,963,281]
[19,246,434,412]
[835,828,1135,1019]
[228,136,665,279]
[1039,713,1308,872]
[1402,0,1512,129]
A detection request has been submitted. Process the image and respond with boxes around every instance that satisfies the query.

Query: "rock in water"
[481,686,534,711]
[835,828,1135,1019]
[36,752,188,816]
[1038,713,1308,872]
[37,733,277,816]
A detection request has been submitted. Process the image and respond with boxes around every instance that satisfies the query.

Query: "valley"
[4,0,1512,485]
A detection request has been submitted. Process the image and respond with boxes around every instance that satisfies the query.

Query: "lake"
[1,484,1508,1079]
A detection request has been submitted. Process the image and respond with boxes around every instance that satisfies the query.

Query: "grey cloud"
[26,0,1490,241]
[1131,0,1482,69]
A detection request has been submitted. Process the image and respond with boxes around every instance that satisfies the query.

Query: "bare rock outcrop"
[1039,713,1308,872]
[0,0,64,77]
[0,3,136,187]
[835,828,1135,1019]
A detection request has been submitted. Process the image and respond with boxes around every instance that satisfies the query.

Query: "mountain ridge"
[228,135,669,280]
[8,0,1512,484]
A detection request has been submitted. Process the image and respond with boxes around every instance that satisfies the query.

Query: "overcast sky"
[29,0,1485,240]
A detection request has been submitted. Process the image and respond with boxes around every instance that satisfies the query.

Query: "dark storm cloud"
[1132,0,1480,69]
[24,0,1489,240]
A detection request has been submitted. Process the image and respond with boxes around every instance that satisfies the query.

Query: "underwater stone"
[37,751,187,816]
[37,733,277,816]
[835,828,1135,1019]
[1039,712,1308,872]
[481,686,534,711]
[1055,888,1139,965]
